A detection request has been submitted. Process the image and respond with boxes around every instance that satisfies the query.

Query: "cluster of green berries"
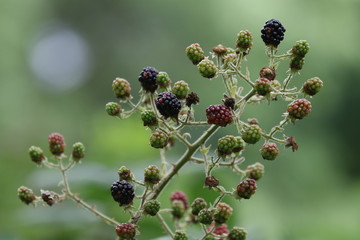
[141,110,158,127]
[186,43,205,65]
[191,198,207,215]
[174,231,188,240]
[172,80,190,100]
[144,200,161,216]
[217,135,245,157]
[157,71,171,89]
[290,40,310,72]
[241,125,262,144]
[302,77,323,96]
[118,166,133,181]
[287,98,312,120]
[246,162,265,180]
[255,77,271,96]
[17,186,36,205]
[105,102,121,116]
[144,165,161,185]
[112,78,131,100]
[29,146,45,164]
[198,58,218,78]
[150,129,168,149]
[214,202,233,224]
[236,30,253,53]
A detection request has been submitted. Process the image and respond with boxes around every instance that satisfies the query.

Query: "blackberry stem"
[157,213,174,238]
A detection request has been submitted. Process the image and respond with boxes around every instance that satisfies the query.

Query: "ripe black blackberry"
[110,180,135,206]
[261,19,286,47]
[138,67,159,93]
[155,92,182,119]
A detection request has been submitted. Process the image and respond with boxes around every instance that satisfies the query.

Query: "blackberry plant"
[18,19,323,239]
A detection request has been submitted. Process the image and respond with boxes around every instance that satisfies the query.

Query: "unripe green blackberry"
[302,77,323,96]
[261,19,286,47]
[105,102,121,116]
[29,146,45,164]
[255,78,271,96]
[185,92,200,107]
[144,200,160,216]
[198,209,214,225]
[206,104,233,127]
[17,186,36,205]
[198,58,218,78]
[291,40,310,57]
[48,133,65,156]
[172,200,185,218]
[144,165,160,185]
[287,98,312,120]
[214,202,233,224]
[236,30,253,52]
[290,56,305,71]
[150,130,168,149]
[115,223,136,240]
[118,166,134,182]
[228,227,247,240]
[72,142,85,161]
[172,80,190,100]
[191,198,207,215]
[186,43,205,65]
[233,136,246,153]
[174,231,188,240]
[246,162,265,181]
[217,135,237,157]
[141,110,158,127]
[112,78,131,100]
[157,71,171,89]
[260,142,279,160]
[222,53,237,69]
[259,67,276,81]
[241,125,262,144]
[236,179,257,199]
[170,191,189,209]
[212,44,228,57]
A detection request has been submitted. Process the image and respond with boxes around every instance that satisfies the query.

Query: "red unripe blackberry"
[115,223,136,239]
[246,162,265,181]
[206,104,233,127]
[138,67,159,93]
[241,125,262,144]
[17,186,36,205]
[302,77,323,96]
[48,133,65,156]
[255,78,271,96]
[29,146,45,164]
[186,43,205,65]
[287,98,312,120]
[236,179,257,199]
[260,142,279,160]
[261,19,286,47]
[144,200,160,216]
[198,58,218,78]
[228,227,247,240]
[211,224,230,237]
[205,176,220,188]
[170,191,188,209]
[72,142,85,161]
[214,202,233,224]
[191,198,207,215]
[112,78,131,100]
[198,209,214,225]
[259,67,276,80]
[110,180,135,206]
[155,92,182,119]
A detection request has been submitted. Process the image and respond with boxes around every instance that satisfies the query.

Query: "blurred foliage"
[1,0,360,239]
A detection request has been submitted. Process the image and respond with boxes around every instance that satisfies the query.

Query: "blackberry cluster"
[110,180,135,206]
[174,231,188,240]
[170,191,188,209]
[198,209,213,225]
[17,186,36,205]
[206,104,232,127]
[261,19,286,47]
[105,102,121,116]
[138,67,159,93]
[72,142,85,161]
[141,110,158,127]
[228,227,247,240]
[115,223,136,240]
[144,200,160,216]
[236,179,257,199]
[48,133,65,156]
[155,92,182,119]
[255,78,271,96]
[287,98,312,120]
[246,162,265,181]
[302,77,323,96]
[28,146,45,164]
[186,43,205,65]
[214,202,233,224]
[241,125,262,144]
[144,165,160,185]
[172,80,190,100]
[112,78,131,100]
[191,198,207,215]
[197,58,218,78]
[157,71,171,89]
[260,142,279,160]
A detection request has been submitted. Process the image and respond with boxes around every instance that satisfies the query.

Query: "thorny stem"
[282,73,294,91]
[160,149,168,177]
[157,213,174,238]
[200,224,216,240]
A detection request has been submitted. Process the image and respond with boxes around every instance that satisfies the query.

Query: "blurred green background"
[1,0,360,239]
